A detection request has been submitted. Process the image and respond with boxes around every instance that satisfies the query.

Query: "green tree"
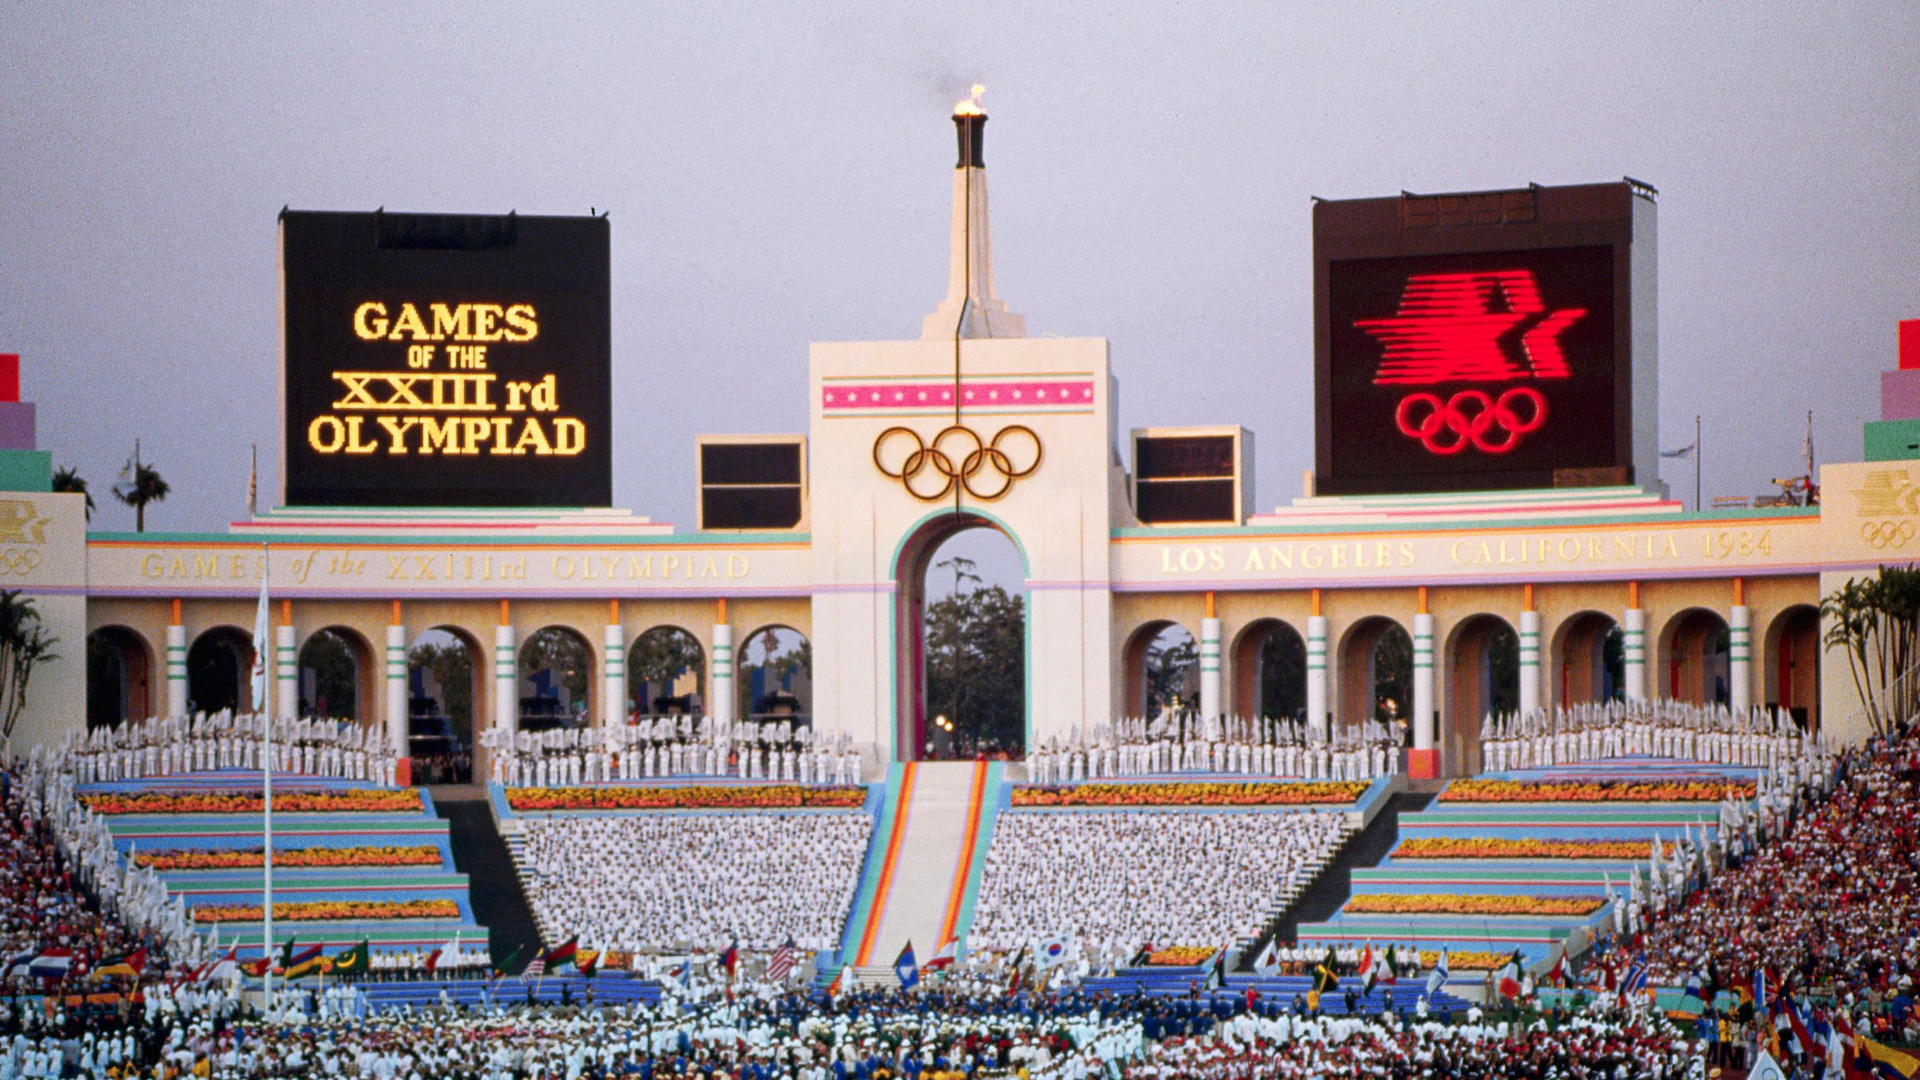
[52,467,93,521]
[298,630,359,720]
[0,591,57,757]
[114,461,171,532]
[629,628,704,711]
[924,582,1025,756]
[1144,631,1197,716]
[1824,565,1920,734]
[408,640,474,734]
[519,628,591,717]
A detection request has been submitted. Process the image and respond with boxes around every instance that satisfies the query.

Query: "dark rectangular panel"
[1136,479,1236,524]
[702,487,803,530]
[281,210,611,508]
[702,442,802,486]
[1136,435,1235,480]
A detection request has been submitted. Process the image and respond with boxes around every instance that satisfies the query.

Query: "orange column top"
[717,597,728,624]
[609,598,620,624]
[1310,589,1322,617]
[1205,591,1216,619]
[1417,586,1429,615]
[499,599,511,626]
[1733,577,1746,606]
[282,599,294,627]
[1628,580,1641,608]
[1523,583,1535,612]
[390,599,402,626]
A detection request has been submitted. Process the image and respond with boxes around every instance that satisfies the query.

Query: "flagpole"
[1694,415,1701,513]
[259,542,275,1012]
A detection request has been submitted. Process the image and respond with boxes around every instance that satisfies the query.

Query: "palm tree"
[0,591,57,759]
[51,466,93,521]
[115,462,171,532]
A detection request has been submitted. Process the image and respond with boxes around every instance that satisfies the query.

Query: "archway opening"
[1231,619,1306,722]
[87,627,152,730]
[518,626,594,731]
[1138,623,1198,722]
[893,514,1026,763]
[1338,617,1411,742]
[1764,605,1821,732]
[1663,609,1731,706]
[298,627,374,722]
[1554,611,1624,706]
[630,626,706,720]
[1445,615,1518,776]
[409,627,482,784]
[739,625,813,734]
[187,627,255,715]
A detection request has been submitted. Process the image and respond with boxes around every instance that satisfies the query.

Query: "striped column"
[711,623,735,728]
[1729,605,1752,713]
[1623,607,1647,702]
[1305,614,1328,742]
[275,624,298,719]
[494,622,518,734]
[1518,609,1542,715]
[1199,617,1222,720]
[165,623,188,718]
[603,623,626,726]
[1411,610,1436,780]
[385,624,408,758]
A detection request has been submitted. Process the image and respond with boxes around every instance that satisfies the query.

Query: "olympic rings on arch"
[872,423,1043,502]
[1394,387,1548,455]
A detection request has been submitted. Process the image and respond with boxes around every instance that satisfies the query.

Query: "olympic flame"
[953,84,985,117]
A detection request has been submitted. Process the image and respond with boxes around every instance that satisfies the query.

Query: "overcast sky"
[3,3,1916,584]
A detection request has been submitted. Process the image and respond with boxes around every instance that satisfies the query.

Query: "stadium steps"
[434,788,542,968]
[856,762,981,973]
[1241,791,1433,966]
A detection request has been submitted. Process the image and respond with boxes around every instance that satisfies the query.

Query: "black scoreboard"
[1313,183,1656,496]
[281,210,612,508]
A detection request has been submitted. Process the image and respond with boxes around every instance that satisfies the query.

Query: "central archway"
[893,510,1028,763]
[1445,615,1519,776]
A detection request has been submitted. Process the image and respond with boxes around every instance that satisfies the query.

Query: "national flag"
[277,937,299,970]
[1128,944,1153,969]
[1859,1036,1920,1080]
[1621,953,1650,995]
[921,937,956,973]
[524,958,546,978]
[719,939,739,979]
[1357,943,1377,994]
[574,949,600,978]
[1425,948,1450,997]
[1777,996,1817,1062]
[539,936,578,972]
[329,940,369,976]
[1546,946,1568,989]
[92,948,148,981]
[1661,442,1696,460]
[242,956,273,978]
[249,545,271,710]
[425,934,459,976]
[893,942,919,990]
[765,938,798,983]
[1312,955,1340,997]
[3,950,35,981]
[489,944,525,982]
[827,966,847,999]
[203,944,241,984]
[285,942,324,970]
[285,955,331,980]
[28,949,73,980]
[1381,945,1399,985]
[1005,947,1027,997]
[1252,940,1280,979]
[1495,951,1523,1000]
[1035,932,1072,970]
[1752,966,1769,1015]
[1204,944,1227,991]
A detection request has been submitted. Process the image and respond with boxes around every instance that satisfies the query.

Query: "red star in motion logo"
[1357,270,1585,386]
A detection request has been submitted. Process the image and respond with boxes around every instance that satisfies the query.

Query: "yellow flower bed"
[1145,946,1216,966]
[192,899,460,923]
[1439,779,1752,804]
[1417,950,1513,971]
[505,785,866,811]
[134,845,444,871]
[1343,893,1605,917]
[1396,837,1673,861]
[1012,781,1368,808]
[83,789,423,815]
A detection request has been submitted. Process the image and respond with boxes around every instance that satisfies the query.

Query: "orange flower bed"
[1396,837,1673,861]
[1439,779,1752,804]
[1344,893,1605,917]
[192,899,459,923]
[1146,946,1217,966]
[1416,950,1512,971]
[504,785,866,812]
[83,789,422,815]
[1012,781,1369,808]
[134,845,443,871]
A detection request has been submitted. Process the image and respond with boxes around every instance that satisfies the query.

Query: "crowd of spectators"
[520,811,873,955]
[969,810,1350,966]
[1639,720,1920,1046]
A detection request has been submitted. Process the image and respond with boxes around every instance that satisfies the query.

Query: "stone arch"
[408,626,484,784]
[1660,608,1731,706]
[629,625,707,718]
[298,625,377,722]
[518,625,595,730]
[1229,618,1307,722]
[87,626,153,730]
[1763,604,1821,731]
[1443,614,1518,777]
[1551,610,1623,707]
[889,508,1028,761]
[738,624,813,728]
[1337,616,1412,738]
[187,626,255,715]
[1121,619,1198,720]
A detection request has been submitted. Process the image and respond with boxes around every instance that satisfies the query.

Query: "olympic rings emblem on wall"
[872,423,1043,502]
[1861,520,1917,550]
[0,548,41,576]
[1394,387,1548,456]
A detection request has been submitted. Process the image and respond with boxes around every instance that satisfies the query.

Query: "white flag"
[249,548,271,711]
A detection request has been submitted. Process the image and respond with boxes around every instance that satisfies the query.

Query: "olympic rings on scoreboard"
[1861,520,1917,550]
[1394,387,1549,456]
[872,423,1043,502]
